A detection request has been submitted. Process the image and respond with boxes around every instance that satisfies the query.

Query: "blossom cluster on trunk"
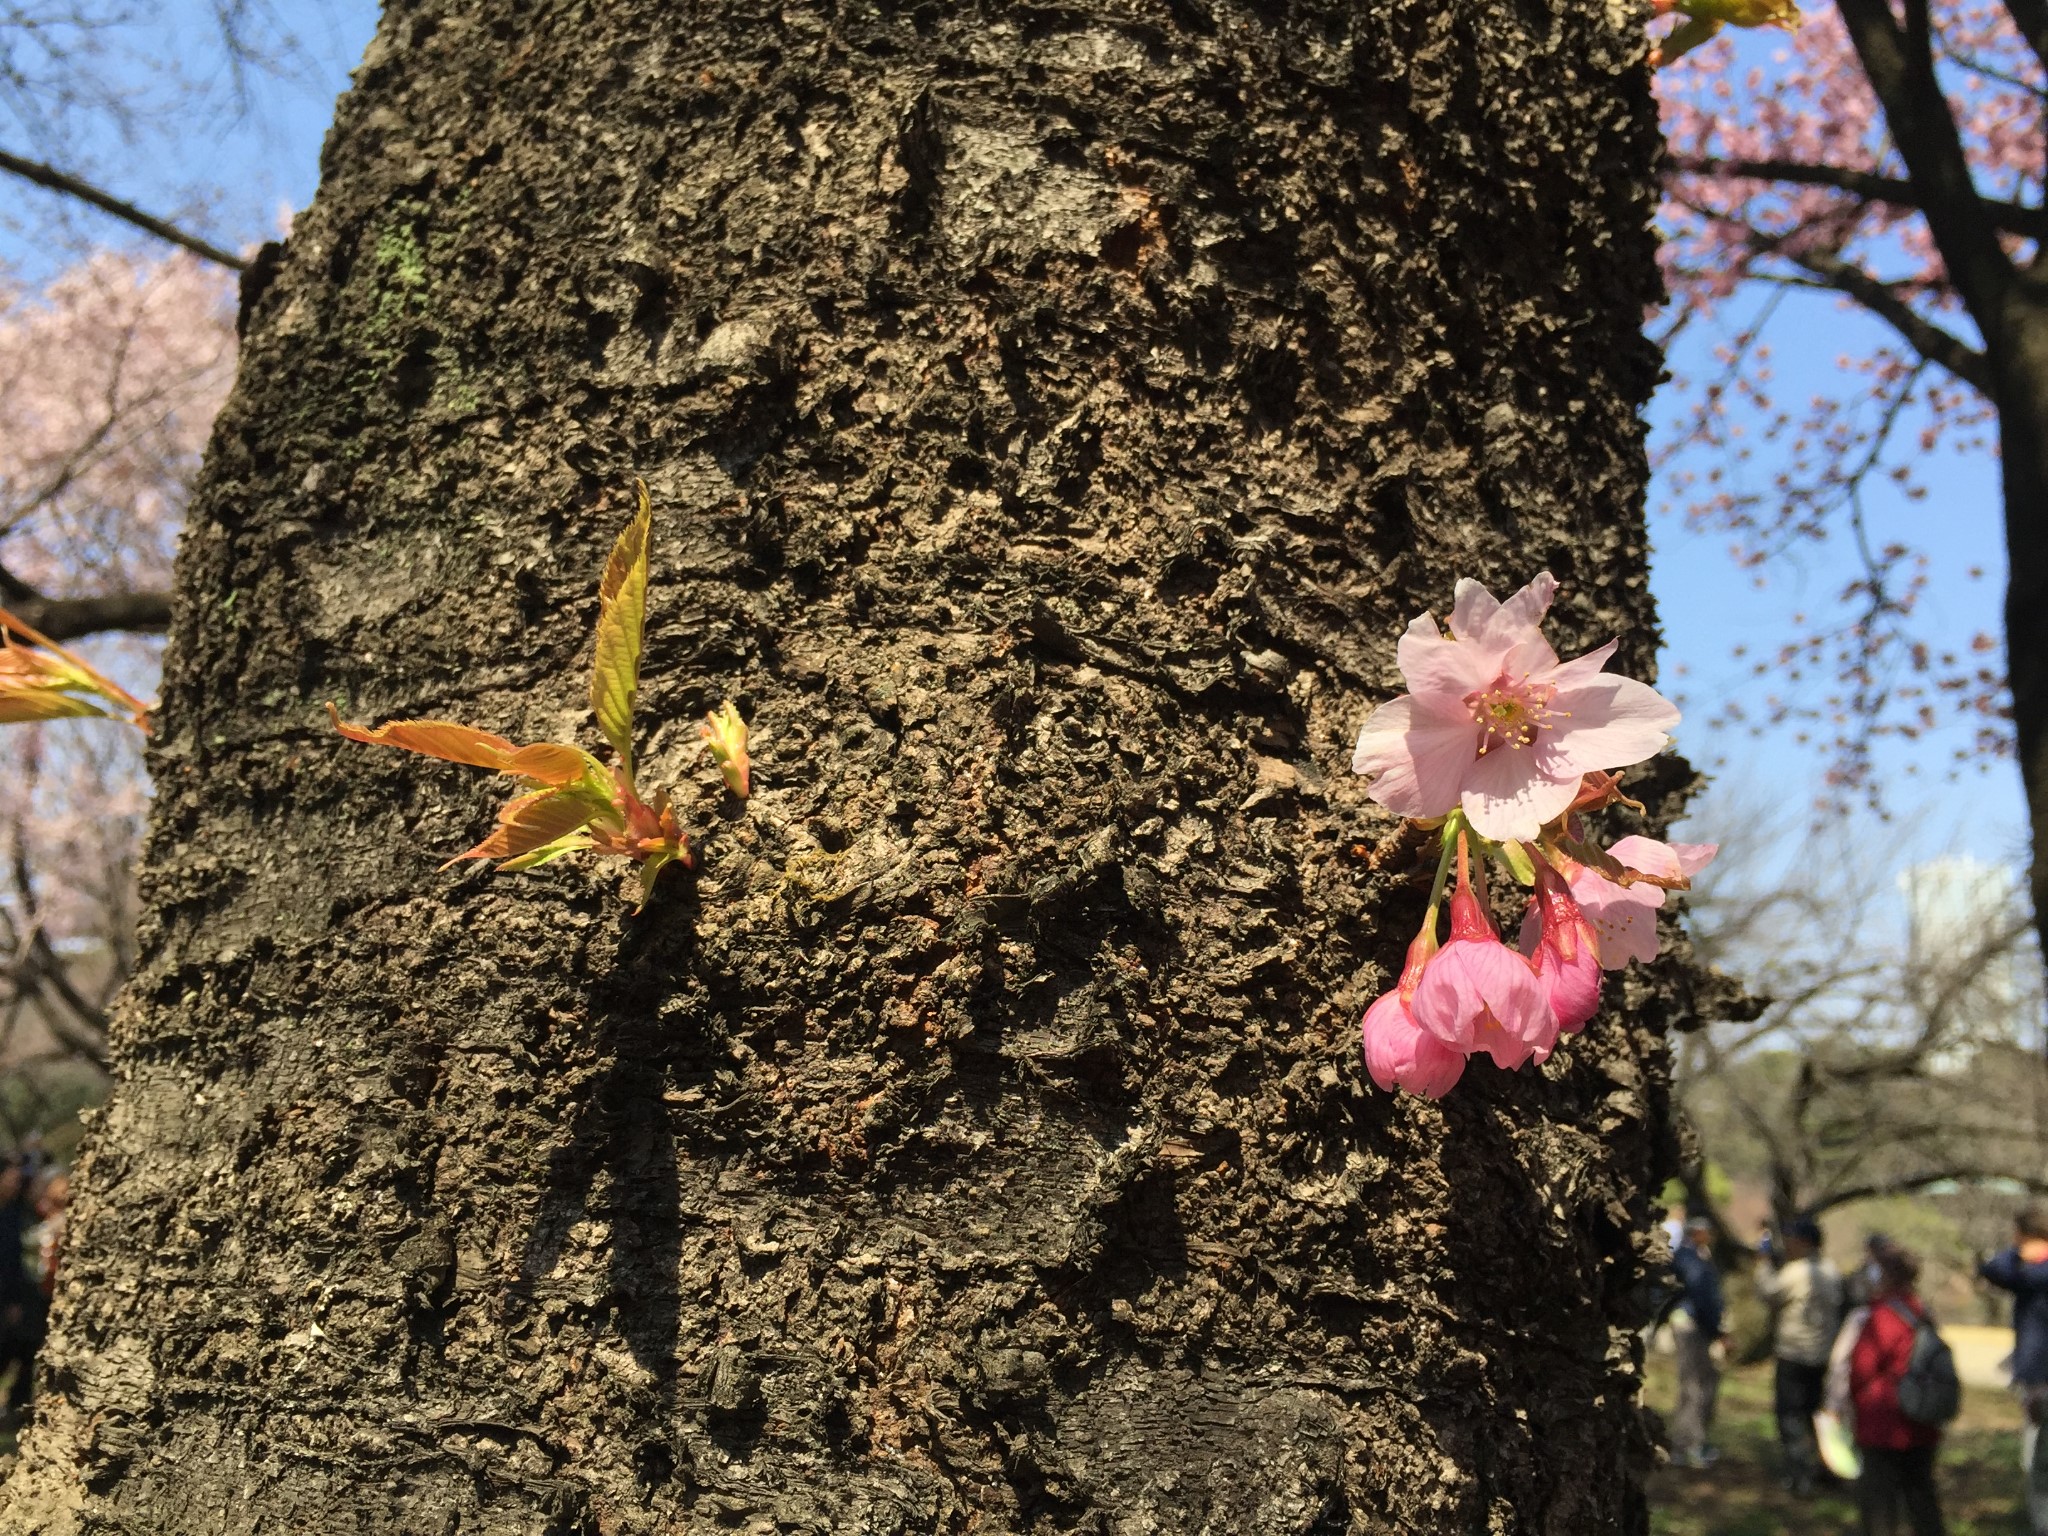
[1353,575,1716,1098]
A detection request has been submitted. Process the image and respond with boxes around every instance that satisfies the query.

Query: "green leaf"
[500,831,597,872]
[634,846,677,909]
[0,690,109,723]
[590,481,652,784]
[1499,839,1535,887]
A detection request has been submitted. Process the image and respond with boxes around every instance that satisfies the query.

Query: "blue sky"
[1,1,2026,889]
[1650,299,2026,877]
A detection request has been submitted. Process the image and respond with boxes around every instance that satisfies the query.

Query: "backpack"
[1886,1300,1962,1425]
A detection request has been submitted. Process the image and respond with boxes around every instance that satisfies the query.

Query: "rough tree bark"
[1,1,1682,1531]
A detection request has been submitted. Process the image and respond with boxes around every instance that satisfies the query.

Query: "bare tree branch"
[0,567,168,639]
[1669,154,2048,244]
[0,146,247,272]
[1666,195,1992,393]
[1814,1166,2048,1214]
[1780,245,1994,395]
[2000,0,2048,77]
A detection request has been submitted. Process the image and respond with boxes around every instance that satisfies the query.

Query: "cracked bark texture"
[0,1,1684,1531]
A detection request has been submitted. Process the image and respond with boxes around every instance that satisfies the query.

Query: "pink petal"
[1672,841,1719,878]
[1413,934,1552,1057]
[1363,991,1467,1099]
[1532,638,1618,693]
[1457,747,1581,842]
[1607,836,1719,883]
[1352,695,1478,820]
[1536,674,1681,779]
[1537,932,1602,1031]
[1503,632,1561,677]
[1448,579,1502,642]
[1491,572,1559,641]
[1566,865,1662,968]
[1450,572,1557,650]
[1396,612,1502,698]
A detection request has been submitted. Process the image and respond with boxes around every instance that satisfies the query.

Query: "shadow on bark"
[516,912,704,1410]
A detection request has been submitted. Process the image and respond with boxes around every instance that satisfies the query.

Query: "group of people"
[0,1154,68,1422]
[1664,1205,2048,1536]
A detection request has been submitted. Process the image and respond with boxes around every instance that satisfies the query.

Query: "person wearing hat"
[1670,1215,1729,1469]
[1758,1214,1846,1495]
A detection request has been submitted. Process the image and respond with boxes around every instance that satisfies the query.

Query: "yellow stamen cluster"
[1466,678,1564,756]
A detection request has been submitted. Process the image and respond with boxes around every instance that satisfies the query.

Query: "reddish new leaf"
[441,787,615,869]
[326,704,593,787]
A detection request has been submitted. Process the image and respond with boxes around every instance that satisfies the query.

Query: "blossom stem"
[1427,812,1463,912]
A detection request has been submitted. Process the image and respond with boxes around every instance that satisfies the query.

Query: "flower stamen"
[1466,674,1567,755]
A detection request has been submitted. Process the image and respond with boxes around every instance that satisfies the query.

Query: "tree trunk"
[1997,301,2048,1028]
[1,2,1677,1531]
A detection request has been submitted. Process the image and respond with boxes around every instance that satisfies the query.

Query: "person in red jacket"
[1850,1247,1947,1536]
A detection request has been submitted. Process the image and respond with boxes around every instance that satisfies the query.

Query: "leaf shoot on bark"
[330,482,743,906]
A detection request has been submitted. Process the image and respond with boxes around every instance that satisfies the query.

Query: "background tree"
[0,250,234,1146]
[1676,812,2048,1223]
[0,0,320,1156]
[0,0,1702,1530]
[1655,1,2048,927]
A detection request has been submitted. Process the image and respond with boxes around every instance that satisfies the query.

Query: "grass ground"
[1644,1356,2028,1535]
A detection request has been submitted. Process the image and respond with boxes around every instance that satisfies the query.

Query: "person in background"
[1663,1203,1687,1258]
[1670,1215,1728,1469]
[1758,1214,1846,1495]
[1851,1246,1946,1536]
[1849,1232,1899,1309]
[31,1169,69,1301]
[1980,1203,2048,1534]
[0,1159,44,1421]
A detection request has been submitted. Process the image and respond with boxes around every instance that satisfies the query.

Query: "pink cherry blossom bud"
[1362,923,1465,1099]
[1519,854,1602,1036]
[1411,838,1556,1069]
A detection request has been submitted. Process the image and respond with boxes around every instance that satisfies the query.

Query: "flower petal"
[1607,835,1718,883]
[1536,674,1680,778]
[1413,933,1550,1054]
[1566,864,1662,968]
[1353,695,1477,820]
[1450,572,1557,650]
[1458,747,1580,842]
[1532,637,1618,692]
[1448,579,1501,642]
[1395,611,1501,698]
[1503,632,1561,677]
[1363,991,1467,1099]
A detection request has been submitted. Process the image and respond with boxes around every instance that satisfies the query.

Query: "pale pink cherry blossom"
[1352,573,1683,842]
[1412,839,1555,1069]
[1362,922,1466,1100]
[1564,836,1720,969]
[1518,853,1603,1038]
